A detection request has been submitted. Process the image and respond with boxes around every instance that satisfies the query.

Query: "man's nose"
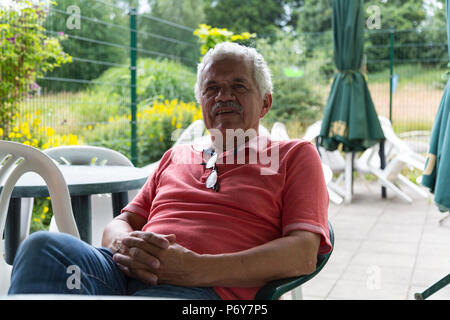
[215,86,236,102]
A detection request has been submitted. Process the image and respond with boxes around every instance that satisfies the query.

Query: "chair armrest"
[255,223,334,300]
[254,253,331,300]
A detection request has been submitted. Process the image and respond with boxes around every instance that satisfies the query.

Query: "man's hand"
[112,231,177,285]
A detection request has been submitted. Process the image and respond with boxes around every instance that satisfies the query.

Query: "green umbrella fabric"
[421,0,450,212]
[319,0,384,152]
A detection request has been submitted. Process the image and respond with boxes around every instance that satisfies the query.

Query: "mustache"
[210,101,243,115]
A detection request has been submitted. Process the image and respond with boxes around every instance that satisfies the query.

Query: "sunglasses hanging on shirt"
[203,149,219,192]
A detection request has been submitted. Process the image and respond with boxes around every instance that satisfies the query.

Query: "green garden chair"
[255,222,334,300]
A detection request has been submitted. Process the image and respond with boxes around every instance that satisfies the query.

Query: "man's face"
[199,56,272,135]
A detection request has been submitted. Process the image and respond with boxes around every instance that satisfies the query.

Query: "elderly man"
[9,42,331,300]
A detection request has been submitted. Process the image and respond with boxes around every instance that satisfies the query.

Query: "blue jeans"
[8,231,221,300]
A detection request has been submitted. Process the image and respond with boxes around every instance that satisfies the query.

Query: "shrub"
[255,34,324,126]
[90,58,197,110]
[82,99,202,167]
[0,1,71,138]
[193,24,256,56]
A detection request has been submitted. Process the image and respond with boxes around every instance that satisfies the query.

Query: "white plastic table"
[3,165,150,263]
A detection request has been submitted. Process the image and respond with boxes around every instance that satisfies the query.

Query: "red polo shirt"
[122,137,331,299]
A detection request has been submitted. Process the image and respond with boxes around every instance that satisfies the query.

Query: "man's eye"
[205,86,218,92]
[234,84,246,90]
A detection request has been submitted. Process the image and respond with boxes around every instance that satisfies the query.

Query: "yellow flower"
[33,218,41,223]
[32,118,41,127]
[8,132,15,138]
[40,214,46,220]
[68,134,78,145]
[12,126,19,132]
[0,127,3,137]
[46,127,55,137]
[43,206,49,214]
[21,122,30,135]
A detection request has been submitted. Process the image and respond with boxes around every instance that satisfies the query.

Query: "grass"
[367,64,447,87]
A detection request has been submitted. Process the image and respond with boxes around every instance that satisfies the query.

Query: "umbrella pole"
[344,152,353,203]
[379,140,387,199]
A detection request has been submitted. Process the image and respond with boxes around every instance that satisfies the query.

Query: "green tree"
[40,0,129,91]
[138,0,205,69]
[256,33,324,125]
[204,0,302,36]
[297,0,332,34]
[364,0,428,71]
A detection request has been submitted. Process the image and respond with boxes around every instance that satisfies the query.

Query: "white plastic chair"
[0,140,80,294]
[271,122,290,141]
[259,124,271,138]
[354,143,428,203]
[171,119,206,147]
[302,119,429,203]
[43,146,136,247]
[377,116,426,170]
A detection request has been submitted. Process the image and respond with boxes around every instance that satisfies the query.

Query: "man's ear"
[260,93,273,118]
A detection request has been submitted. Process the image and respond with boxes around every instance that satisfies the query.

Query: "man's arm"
[115,229,321,287]
[101,211,147,252]
[195,230,321,287]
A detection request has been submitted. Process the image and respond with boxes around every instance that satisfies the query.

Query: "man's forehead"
[201,56,253,82]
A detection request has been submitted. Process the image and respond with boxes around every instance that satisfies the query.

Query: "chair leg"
[376,175,413,203]
[397,174,428,198]
[344,153,353,204]
[19,198,34,243]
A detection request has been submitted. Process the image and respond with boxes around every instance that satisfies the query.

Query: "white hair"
[194,42,272,103]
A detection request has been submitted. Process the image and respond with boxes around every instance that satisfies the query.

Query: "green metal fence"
[4,1,448,165]
[7,0,200,167]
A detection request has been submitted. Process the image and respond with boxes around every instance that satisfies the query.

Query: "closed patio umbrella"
[319,0,385,202]
[422,0,450,213]
[415,1,450,300]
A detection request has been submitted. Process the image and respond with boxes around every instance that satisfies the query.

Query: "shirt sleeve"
[121,149,174,221]
[281,140,332,255]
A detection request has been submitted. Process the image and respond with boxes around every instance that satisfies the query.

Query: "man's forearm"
[191,231,320,288]
[101,211,147,252]
[101,218,135,252]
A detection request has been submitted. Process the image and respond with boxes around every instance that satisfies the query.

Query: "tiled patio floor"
[288,178,450,300]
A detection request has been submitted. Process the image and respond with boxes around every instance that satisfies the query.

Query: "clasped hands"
[112,231,199,286]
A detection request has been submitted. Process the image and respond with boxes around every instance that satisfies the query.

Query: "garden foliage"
[0,1,71,138]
